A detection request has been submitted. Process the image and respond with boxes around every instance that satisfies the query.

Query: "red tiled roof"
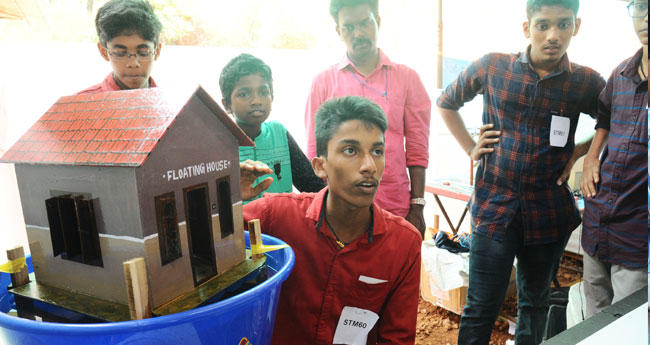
[1,86,252,167]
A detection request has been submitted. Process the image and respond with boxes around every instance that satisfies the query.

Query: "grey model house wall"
[136,92,246,308]
[15,164,145,304]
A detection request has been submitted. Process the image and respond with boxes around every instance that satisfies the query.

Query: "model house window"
[216,177,234,239]
[45,195,103,267]
[155,192,182,265]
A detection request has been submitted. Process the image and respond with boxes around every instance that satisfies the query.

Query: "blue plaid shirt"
[437,47,605,245]
[582,48,648,268]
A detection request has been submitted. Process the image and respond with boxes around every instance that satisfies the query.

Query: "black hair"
[219,53,274,107]
[95,0,163,46]
[315,96,388,157]
[329,0,379,23]
[526,0,580,19]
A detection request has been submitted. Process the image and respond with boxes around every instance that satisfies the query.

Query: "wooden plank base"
[154,252,266,316]
[9,254,267,322]
[9,273,131,322]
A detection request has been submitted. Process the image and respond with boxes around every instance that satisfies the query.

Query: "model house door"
[184,184,218,286]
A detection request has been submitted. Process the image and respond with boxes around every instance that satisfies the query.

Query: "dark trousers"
[457,210,568,345]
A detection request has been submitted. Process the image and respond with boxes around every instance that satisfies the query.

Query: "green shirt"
[239,121,293,204]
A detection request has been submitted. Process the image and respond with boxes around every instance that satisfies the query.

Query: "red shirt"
[243,187,422,345]
[76,73,157,94]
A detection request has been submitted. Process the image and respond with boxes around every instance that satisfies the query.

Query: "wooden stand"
[426,215,440,241]
[123,257,152,320]
[248,219,264,260]
[7,246,29,288]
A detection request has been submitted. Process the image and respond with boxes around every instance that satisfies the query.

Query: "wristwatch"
[410,198,426,206]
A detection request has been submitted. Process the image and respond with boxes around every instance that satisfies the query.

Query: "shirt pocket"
[350,276,391,311]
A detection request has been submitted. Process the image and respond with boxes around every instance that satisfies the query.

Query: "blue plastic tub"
[0,232,294,345]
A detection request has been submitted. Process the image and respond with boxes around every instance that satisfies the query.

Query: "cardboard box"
[420,257,517,315]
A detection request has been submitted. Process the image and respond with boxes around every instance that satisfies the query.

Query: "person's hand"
[469,124,500,161]
[580,155,601,197]
[405,205,426,238]
[556,152,578,186]
[240,160,274,201]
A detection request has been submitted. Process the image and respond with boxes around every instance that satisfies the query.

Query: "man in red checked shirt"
[240,96,422,345]
[437,0,606,344]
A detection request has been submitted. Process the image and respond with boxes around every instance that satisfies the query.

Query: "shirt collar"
[108,73,157,90]
[306,187,384,244]
[336,48,395,73]
[518,45,573,75]
[620,47,646,81]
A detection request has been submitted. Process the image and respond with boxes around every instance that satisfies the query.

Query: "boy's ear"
[522,21,531,39]
[573,17,581,36]
[335,23,341,37]
[153,42,162,61]
[97,42,109,61]
[221,98,232,114]
[312,156,328,180]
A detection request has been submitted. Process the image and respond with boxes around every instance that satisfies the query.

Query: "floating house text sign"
[163,160,232,182]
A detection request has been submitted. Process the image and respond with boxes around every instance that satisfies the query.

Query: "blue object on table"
[434,231,469,254]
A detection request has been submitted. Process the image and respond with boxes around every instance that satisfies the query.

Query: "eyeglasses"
[107,49,156,62]
[627,1,648,18]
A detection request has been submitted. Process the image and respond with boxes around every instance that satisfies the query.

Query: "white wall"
[0,0,641,261]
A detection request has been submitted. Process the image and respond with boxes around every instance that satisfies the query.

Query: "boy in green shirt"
[219,54,326,203]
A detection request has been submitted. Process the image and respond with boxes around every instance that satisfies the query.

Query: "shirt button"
[607,199,613,204]
[622,145,627,151]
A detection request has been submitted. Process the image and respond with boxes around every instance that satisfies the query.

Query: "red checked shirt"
[243,187,422,345]
[76,73,157,94]
[437,47,606,245]
[582,48,648,268]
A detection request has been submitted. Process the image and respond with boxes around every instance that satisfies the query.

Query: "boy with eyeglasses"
[437,0,605,343]
[580,0,648,318]
[78,0,162,94]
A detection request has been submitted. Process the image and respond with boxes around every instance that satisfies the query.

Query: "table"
[425,177,473,234]
[425,177,584,235]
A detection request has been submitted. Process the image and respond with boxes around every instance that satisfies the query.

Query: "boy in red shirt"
[240,96,422,345]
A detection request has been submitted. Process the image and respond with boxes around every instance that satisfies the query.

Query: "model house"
[0,86,254,311]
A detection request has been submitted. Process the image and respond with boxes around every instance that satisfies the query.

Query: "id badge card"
[550,114,570,147]
[332,306,379,345]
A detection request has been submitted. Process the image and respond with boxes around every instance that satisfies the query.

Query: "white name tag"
[550,115,570,147]
[333,306,379,345]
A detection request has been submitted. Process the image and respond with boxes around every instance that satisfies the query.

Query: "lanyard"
[347,66,388,104]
